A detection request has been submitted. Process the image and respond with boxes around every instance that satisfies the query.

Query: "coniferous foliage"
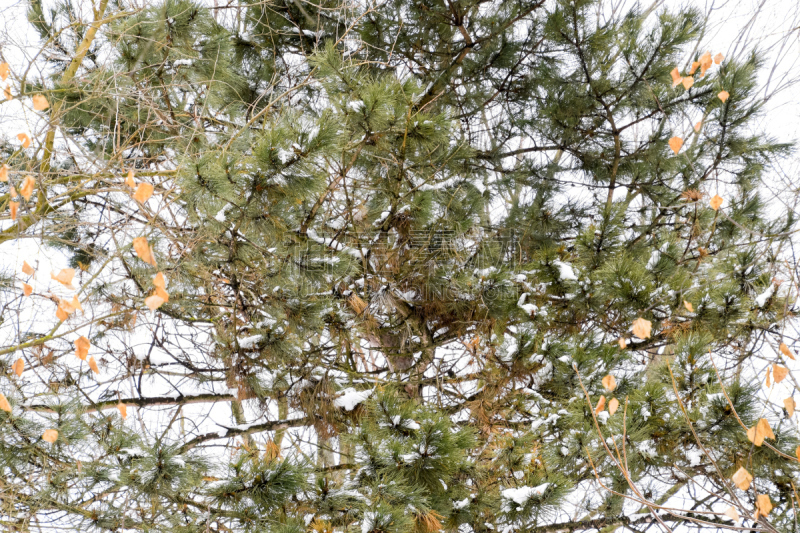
[0,0,798,531]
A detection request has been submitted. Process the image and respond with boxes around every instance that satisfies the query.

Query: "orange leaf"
[689,61,700,75]
[724,506,739,522]
[670,67,683,87]
[694,121,702,132]
[683,300,693,312]
[42,429,58,443]
[9,201,18,221]
[22,261,34,275]
[132,237,156,266]
[756,495,772,517]
[709,195,723,210]
[12,358,24,377]
[0,393,11,412]
[796,445,800,462]
[732,466,753,490]
[780,342,795,360]
[784,397,795,417]
[133,183,154,203]
[0,164,8,181]
[20,175,35,201]
[4,86,12,100]
[0,62,8,81]
[765,366,771,388]
[618,337,627,349]
[17,133,30,149]
[668,136,683,154]
[88,356,99,374]
[773,364,789,383]
[718,90,730,102]
[608,397,619,415]
[602,374,617,391]
[145,294,166,311]
[117,402,127,418]
[699,51,713,76]
[682,76,694,90]
[632,317,652,339]
[70,295,83,313]
[74,336,90,360]
[714,53,724,65]
[55,305,69,322]
[125,169,136,188]
[747,418,775,446]
[595,395,606,414]
[32,94,49,111]
[22,283,32,296]
[153,272,166,289]
[51,268,75,288]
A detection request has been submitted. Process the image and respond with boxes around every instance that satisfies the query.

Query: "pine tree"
[0,0,798,531]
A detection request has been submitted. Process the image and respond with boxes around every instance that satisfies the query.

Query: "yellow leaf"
[683,300,693,312]
[632,317,652,339]
[709,195,723,210]
[132,237,156,266]
[0,62,8,81]
[668,136,683,154]
[117,402,127,418]
[12,358,23,377]
[670,67,683,87]
[0,164,8,181]
[88,356,99,374]
[20,175,35,201]
[689,61,700,75]
[718,90,730,102]
[780,342,795,360]
[50,268,75,288]
[17,133,30,149]
[756,494,772,517]
[784,397,795,417]
[0,393,11,413]
[133,183,154,203]
[732,466,753,490]
[595,395,606,414]
[724,506,739,522]
[714,53,724,65]
[694,121,702,132]
[609,397,619,415]
[682,76,694,90]
[145,294,166,311]
[618,337,627,349]
[22,261,35,275]
[22,283,32,296]
[602,374,617,391]
[74,336,90,361]
[10,201,18,221]
[42,429,58,443]
[773,364,789,383]
[32,94,49,111]
[125,169,136,188]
